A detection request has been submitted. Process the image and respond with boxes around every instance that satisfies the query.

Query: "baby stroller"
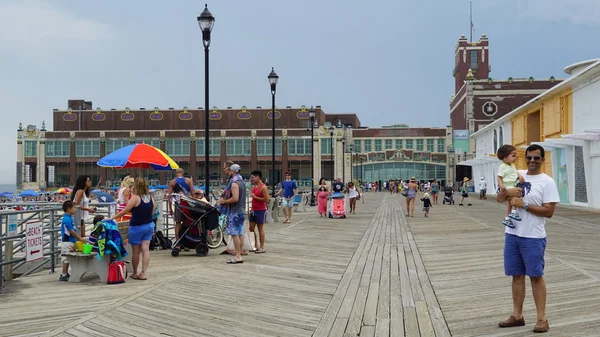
[443,185,455,205]
[329,192,347,219]
[171,195,220,257]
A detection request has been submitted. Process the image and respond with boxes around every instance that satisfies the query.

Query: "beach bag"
[226,231,255,252]
[401,186,408,196]
[107,261,127,284]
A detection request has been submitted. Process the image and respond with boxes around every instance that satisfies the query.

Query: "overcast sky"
[1,0,599,184]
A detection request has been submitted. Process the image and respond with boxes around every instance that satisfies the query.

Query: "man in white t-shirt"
[496,144,559,333]
[479,177,487,200]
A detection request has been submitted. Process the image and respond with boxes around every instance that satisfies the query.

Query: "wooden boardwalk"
[408,194,600,337]
[1,193,599,337]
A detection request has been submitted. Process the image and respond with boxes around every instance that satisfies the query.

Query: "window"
[288,138,312,156]
[416,139,424,151]
[75,140,100,157]
[499,126,504,146]
[385,139,393,150]
[364,140,372,152]
[46,141,70,157]
[374,139,382,152]
[137,139,161,148]
[106,139,130,154]
[405,139,413,150]
[354,140,362,153]
[427,139,435,152]
[196,139,221,156]
[257,139,282,156]
[320,138,332,155]
[493,130,498,152]
[24,141,37,157]
[395,139,403,149]
[437,139,445,153]
[165,140,190,156]
[470,50,478,70]
[226,139,251,156]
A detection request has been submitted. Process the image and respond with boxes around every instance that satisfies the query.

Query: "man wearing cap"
[218,164,247,264]
[167,168,194,244]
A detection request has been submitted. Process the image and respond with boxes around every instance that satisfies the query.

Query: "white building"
[461,58,600,208]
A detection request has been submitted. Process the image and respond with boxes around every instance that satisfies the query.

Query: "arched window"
[499,126,504,146]
[493,129,498,152]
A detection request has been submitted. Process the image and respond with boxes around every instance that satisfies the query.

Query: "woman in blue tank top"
[111,177,155,280]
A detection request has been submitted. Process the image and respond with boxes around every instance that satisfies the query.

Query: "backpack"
[107,261,127,284]
[150,230,172,250]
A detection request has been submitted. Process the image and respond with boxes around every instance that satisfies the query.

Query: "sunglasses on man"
[526,156,542,161]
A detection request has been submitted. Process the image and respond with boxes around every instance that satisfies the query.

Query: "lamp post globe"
[197,4,215,199]
[268,67,279,196]
[309,106,316,206]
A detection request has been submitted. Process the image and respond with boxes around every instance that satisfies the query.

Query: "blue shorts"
[128,222,155,246]
[249,210,267,225]
[504,233,546,277]
[281,197,294,208]
[225,212,245,236]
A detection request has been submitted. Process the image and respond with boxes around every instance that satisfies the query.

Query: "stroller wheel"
[171,250,180,257]
[196,243,209,257]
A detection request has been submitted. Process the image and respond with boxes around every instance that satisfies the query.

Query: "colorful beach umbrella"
[55,187,72,194]
[97,143,179,171]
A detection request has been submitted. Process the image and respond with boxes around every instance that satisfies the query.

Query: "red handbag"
[107,261,127,284]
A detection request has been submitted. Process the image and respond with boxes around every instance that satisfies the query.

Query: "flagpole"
[470,1,473,42]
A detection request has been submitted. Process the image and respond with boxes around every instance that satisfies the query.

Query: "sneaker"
[508,211,522,221]
[502,218,515,228]
[59,274,70,282]
[533,319,549,333]
[498,315,525,328]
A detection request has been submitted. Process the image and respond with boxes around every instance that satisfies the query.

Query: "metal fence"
[0,202,116,289]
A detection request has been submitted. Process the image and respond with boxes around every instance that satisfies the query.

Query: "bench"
[293,194,307,212]
[63,252,110,283]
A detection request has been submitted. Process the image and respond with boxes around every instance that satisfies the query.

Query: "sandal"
[227,258,243,264]
[255,249,266,254]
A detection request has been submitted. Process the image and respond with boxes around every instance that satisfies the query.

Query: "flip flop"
[227,258,243,264]
[131,275,140,280]
[255,250,266,254]
[220,250,234,255]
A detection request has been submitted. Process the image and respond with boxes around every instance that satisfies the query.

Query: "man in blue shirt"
[276,172,297,224]
[167,168,194,244]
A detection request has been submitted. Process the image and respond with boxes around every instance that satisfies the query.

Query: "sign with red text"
[26,220,44,263]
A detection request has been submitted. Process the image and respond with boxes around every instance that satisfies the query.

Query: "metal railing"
[0,202,116,289]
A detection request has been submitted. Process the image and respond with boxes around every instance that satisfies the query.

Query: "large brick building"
[17,100,449,191]
[448,33,562,183]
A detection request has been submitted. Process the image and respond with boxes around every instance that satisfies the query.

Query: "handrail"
[1,202,118,290]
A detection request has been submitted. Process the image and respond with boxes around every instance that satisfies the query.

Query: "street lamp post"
[329,126,335,181]
[309,106,317,206]
[197,4,215,200]
[342,137,346,183]
[268,68,279,196]
[349,144,354,184]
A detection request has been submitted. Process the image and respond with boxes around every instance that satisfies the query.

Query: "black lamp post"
[342,137,346,183]
[329,126,335,181]
[360,157,364,183]
[309,106,316,206]
[349,144,354,184]
[268,67,279,196]
[197,4,215,199]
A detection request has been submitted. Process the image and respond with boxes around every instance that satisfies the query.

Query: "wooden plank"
[389,245,404,337]
[363,245,383,326]
[403,306,420,337]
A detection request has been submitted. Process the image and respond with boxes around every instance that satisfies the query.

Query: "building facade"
[463,59,600,208]
[448,33,563,184]
[17,101,449,191]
